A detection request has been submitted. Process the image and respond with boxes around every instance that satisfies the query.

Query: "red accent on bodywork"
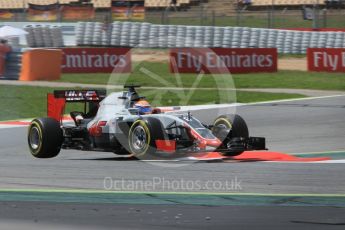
[186,125,221,149]
[47,93,66,122]
[152,108,162,114]
[205,139,222,147]
[98,121,107,127]
[88,121,107,137]
[155,140,176,152]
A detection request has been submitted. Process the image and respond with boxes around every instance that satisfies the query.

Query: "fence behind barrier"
[1,5,345,29]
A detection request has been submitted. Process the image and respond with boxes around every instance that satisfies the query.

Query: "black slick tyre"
[213,114,249,156]
[28,118,63,158]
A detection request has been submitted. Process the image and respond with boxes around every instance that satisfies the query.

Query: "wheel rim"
[213,123,230,134]
[215,118,232,129]
[213,122,231,143]
[29,126,41,150]
[131,125,148,152]
[217,123,229,129]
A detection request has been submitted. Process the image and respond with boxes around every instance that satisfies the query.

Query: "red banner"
[0,10,14,19]
[307,48,345,72]
[27,8,58,21]
[27,3,59,21]
[169,48,277,74]
[61,48,131,73]
[112,6,145,20]
[111,0,145,20]
[284,28,345,32]
[61,6,95,20]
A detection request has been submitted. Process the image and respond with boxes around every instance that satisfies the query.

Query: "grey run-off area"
[0,95,344,230]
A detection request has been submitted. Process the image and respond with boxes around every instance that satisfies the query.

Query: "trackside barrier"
[307,48,345,72]
[19,49,62,81]
[4,49,23,80]
[76,21,345,54]
[24,25,64,48]
[170,48,278,74]
[61,47,131,73]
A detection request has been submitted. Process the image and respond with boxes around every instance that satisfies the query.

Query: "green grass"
[59,62,345,91]
[129,13,345,28]
[0,86,84,121]
[0,85,303,121]
[29,14,345,29]
[277,54,306,58]
[138,89,303,106]
[233,71,345,91]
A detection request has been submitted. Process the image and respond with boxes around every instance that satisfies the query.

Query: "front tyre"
[212,114,249,156]
[28,118,63,158]
[128,118,166,159]
[128,120,151,157]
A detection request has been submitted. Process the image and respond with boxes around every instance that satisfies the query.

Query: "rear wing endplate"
[47,90,106,122]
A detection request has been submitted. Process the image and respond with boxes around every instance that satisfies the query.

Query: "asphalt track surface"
[0,95,344,229]
[0,202,344,230]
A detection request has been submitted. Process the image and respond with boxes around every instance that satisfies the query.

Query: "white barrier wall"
[4,21,345,53]
[76,21,345,54]
[24,25,64,48]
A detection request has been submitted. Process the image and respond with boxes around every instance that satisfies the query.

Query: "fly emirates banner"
[169,48,278,74]
[61,48,131,73]
[308,48,345,72]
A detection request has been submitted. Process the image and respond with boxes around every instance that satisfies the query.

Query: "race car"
[27,85,266,160]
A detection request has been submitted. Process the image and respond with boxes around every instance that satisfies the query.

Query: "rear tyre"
[212,114,249,156]
[28,118,63,158]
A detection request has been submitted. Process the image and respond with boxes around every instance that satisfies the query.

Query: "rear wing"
[47,90,106,122]
[53,90,106,102]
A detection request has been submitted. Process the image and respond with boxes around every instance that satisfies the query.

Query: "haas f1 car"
[27,85,266,159]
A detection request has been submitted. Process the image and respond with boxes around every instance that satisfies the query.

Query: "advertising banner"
[27,3,59,21]
[112,0,145,20]
[169,48,278,74]
[28,3,59,11]
[61,48,132,73]
[307,48,345,72]
[0,10,14,20]
[61,5,95,20]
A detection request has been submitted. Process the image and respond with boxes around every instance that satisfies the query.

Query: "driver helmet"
[134,100,152,115]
